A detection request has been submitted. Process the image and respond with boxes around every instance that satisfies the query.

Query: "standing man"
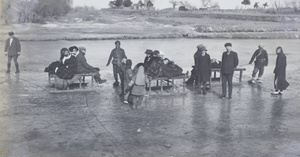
[4,31,21,73]
[249,44,268,83]
[220,43,239,99]
[106,40,127,86]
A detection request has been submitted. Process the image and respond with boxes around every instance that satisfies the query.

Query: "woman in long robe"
[194,45,211,95]
[272,46,289,95]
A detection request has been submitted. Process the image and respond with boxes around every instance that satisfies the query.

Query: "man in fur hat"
[220,43,239,99]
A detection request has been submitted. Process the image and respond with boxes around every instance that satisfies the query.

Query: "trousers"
[222,73,233,97]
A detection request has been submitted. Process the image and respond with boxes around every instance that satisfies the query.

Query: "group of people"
[105,41,183,108]
[105,41,147,107]
[4,31,290,105]
[45,46,107,89]
[191,43,239,98]
[189,42,289,98]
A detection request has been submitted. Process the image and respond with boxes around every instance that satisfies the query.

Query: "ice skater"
[249,44,268,83]
[4,31,21,73]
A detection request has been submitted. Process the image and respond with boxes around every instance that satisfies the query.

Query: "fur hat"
[8,31,14,36]
[69,46,78,52]
[258,43,265,48]
[145,49,153,54]
[153,50,160,55]
[224,43,232,47]
[199,46,207,51]
[61,48,69,54]
[197,44,204,49]
[79,47,86,53]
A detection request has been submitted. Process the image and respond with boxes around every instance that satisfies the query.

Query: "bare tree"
[270,0,282,11]
[169,0,178,9]
[1,0,37,24]
[288,0,300,12]
[178,1,197,9]
[201,0,212,8]
[35,0,73,17]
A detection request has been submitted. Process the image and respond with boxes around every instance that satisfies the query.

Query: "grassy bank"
[1,9,300,41]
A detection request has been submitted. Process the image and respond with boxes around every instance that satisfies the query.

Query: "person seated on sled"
[44,48,65,74]
[145,50,164,80]
[185,65,197,86]
[143,49,153,71]
[69,46,79,56]
[211,58,222,68]
[54,48,78,89]
[76,47,106,84]
[161,58,183,78]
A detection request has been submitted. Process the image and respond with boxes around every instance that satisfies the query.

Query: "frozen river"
[0,39,300,157]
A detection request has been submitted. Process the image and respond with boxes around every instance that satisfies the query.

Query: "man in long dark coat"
[194,45,211,95]
[220,43,239,99]
[4,31,21,73]
[272,46,289,95]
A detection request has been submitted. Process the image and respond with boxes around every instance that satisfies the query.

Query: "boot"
[15,63,20,73]
[94,76,106,84]
[185,77,194,85]
[6,63,11,73]
[98,78,106,84]
[203,88,207,95]
[113,81,119,86]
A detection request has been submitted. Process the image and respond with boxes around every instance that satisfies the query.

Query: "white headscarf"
[129,65,145,86]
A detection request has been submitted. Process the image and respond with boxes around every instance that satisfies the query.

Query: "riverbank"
[1,9,300,41]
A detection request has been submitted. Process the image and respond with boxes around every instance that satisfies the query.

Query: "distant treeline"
[1,0,72,24]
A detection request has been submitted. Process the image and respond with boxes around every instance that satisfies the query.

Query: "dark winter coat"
[221,51,239,74]
[161,61,183,78]
[76,52,97,74]
[274,52,289,90]
[249,48,268,66]
[107,48,127,66]
[145,57,163,79]
[4,37,21,56]
[56,56,77,79]
[144,56,152,71]
[194,51,211,82]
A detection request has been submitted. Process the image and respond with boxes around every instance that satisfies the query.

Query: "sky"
[72,0,275,10]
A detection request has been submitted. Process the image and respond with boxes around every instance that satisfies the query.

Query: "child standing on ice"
[123,59,133,104]
[127,63,146,109]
